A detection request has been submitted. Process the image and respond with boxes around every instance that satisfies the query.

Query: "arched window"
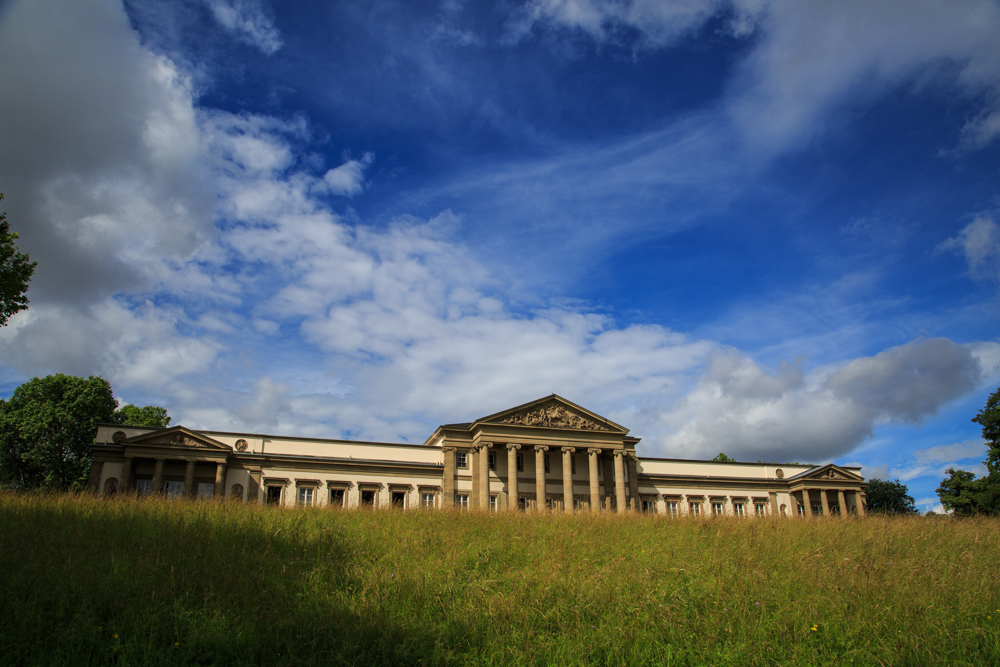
[230,483,244,501]
[103,478,119,496]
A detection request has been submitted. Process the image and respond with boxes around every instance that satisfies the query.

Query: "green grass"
[0,493,997,666]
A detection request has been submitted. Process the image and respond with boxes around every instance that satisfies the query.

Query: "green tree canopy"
[865,478,918,515]
[711,452,735,462]
[0,194,37,327]
[0,375,117,489]
[935,386,1000,516]
[114,404,171,428]
[0,375,171,490]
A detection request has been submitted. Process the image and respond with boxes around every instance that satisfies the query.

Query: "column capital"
[562,446,576,454]
[612,449,625,459]
[534,445,549,452]
[442,446,457,453]
[506,443,521,451]
[478,441,493,451]
[587,448,602,455]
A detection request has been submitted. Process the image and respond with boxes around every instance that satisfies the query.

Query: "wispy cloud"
[938,216,1000,288]
[203,0,282,55]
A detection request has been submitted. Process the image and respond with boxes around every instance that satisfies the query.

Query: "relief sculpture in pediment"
[500,404,605,431]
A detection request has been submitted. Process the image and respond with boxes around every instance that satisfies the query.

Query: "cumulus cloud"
[658,339,985,462]
[203,0,282,55]
[321,153,375,197]
[938,216,1000,287]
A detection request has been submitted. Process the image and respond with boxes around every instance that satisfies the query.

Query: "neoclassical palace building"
[89,395,867,517]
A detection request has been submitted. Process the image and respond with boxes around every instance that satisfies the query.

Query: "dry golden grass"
[0,491,997,666]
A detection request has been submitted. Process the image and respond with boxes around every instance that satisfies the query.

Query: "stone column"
[837,490,847,517]
[613,450,626,513]
[534,445,549,511]
[152,458,164,495]
[506,444,520,511]
[479,443,491,510]
[799,489,811,517]
[562,447,576,511]
[184,460,196,499]
[119,458,132,495]
[588,448,601,511]
[820,489,830,516]
[442,447,456,509]
[214,461,227,499]
[626,453,640,512]
[854,490,866,516]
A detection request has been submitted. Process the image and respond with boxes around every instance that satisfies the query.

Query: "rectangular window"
[812,503,822,516]
[571,454,576,475]
[489,494,498,511]
[754,502,766,516]
[197,482,214,500]
[330,488,345,507]
[165,481,185,499]
[421,492,435,509]
[689,502,701,516]
[136,479,152,497]
[299,487,314,506]
[544,455,550,474]
[391,491,406,508]
[456,493,469,509]
[733,502,744,516]
[712,502,724,516]
[516,453,523,472]
[666,500,678,516]
[266,485,282,505]
[798,503,806,516]
[361,489,377,506]
[642,499,656,513]
[456,452,468,469]
[488,452,496,471]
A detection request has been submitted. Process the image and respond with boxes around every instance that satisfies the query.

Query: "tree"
[865,478,918,515]
[0,374,171,490]
[0,194,37,326]
[114,404,171,428]
[712,452,735,462]
[935,387,1000,516]
[0,375,117,489]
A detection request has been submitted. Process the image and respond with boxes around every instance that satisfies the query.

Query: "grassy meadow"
[0,493,997,666]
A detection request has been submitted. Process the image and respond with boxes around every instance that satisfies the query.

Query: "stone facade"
[88,395,867,516]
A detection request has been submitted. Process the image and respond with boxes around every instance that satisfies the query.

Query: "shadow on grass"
[0,494,462,666]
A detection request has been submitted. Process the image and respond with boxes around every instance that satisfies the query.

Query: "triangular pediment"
[123,426,230,451]
[476,395,627,434]
[790,464,863,482]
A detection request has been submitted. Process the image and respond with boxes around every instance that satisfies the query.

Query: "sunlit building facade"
[89,395,867,517]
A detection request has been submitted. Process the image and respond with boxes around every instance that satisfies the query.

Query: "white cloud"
[321,153,375,197]
[657,339,984,462]
[937,216,1000,287]
[886,439,988,482]
[204,0,282,55]
[505,0,1000,152]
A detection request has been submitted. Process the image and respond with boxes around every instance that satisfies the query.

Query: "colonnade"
[117,456,228,498]
[443,443,637,512]
[794,487,865,516]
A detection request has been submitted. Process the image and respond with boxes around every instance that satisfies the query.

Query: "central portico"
[424,394,641,512]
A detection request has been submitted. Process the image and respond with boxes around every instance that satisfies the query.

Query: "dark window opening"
[456,452,468,468]
[330,488,345,507]
[544,455,550,474]
[361,490,376,506]
[391,491,406,508]
[517,497,527,511]
[266,486,282,505]
[488,452,496,470]
[516,454,523,472]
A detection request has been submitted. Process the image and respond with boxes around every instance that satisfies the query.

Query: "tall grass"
[0,492,997,666]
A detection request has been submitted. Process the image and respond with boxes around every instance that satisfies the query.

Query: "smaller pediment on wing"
[477,395,627,433]
[123,426,230,450]
[789,463,863,482]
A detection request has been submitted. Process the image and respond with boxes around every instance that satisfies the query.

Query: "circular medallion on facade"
[112,430,127,443]
[775,468,785,479]
[235,439,249,452]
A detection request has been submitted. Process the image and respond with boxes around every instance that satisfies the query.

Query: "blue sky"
[1,0,999,511]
